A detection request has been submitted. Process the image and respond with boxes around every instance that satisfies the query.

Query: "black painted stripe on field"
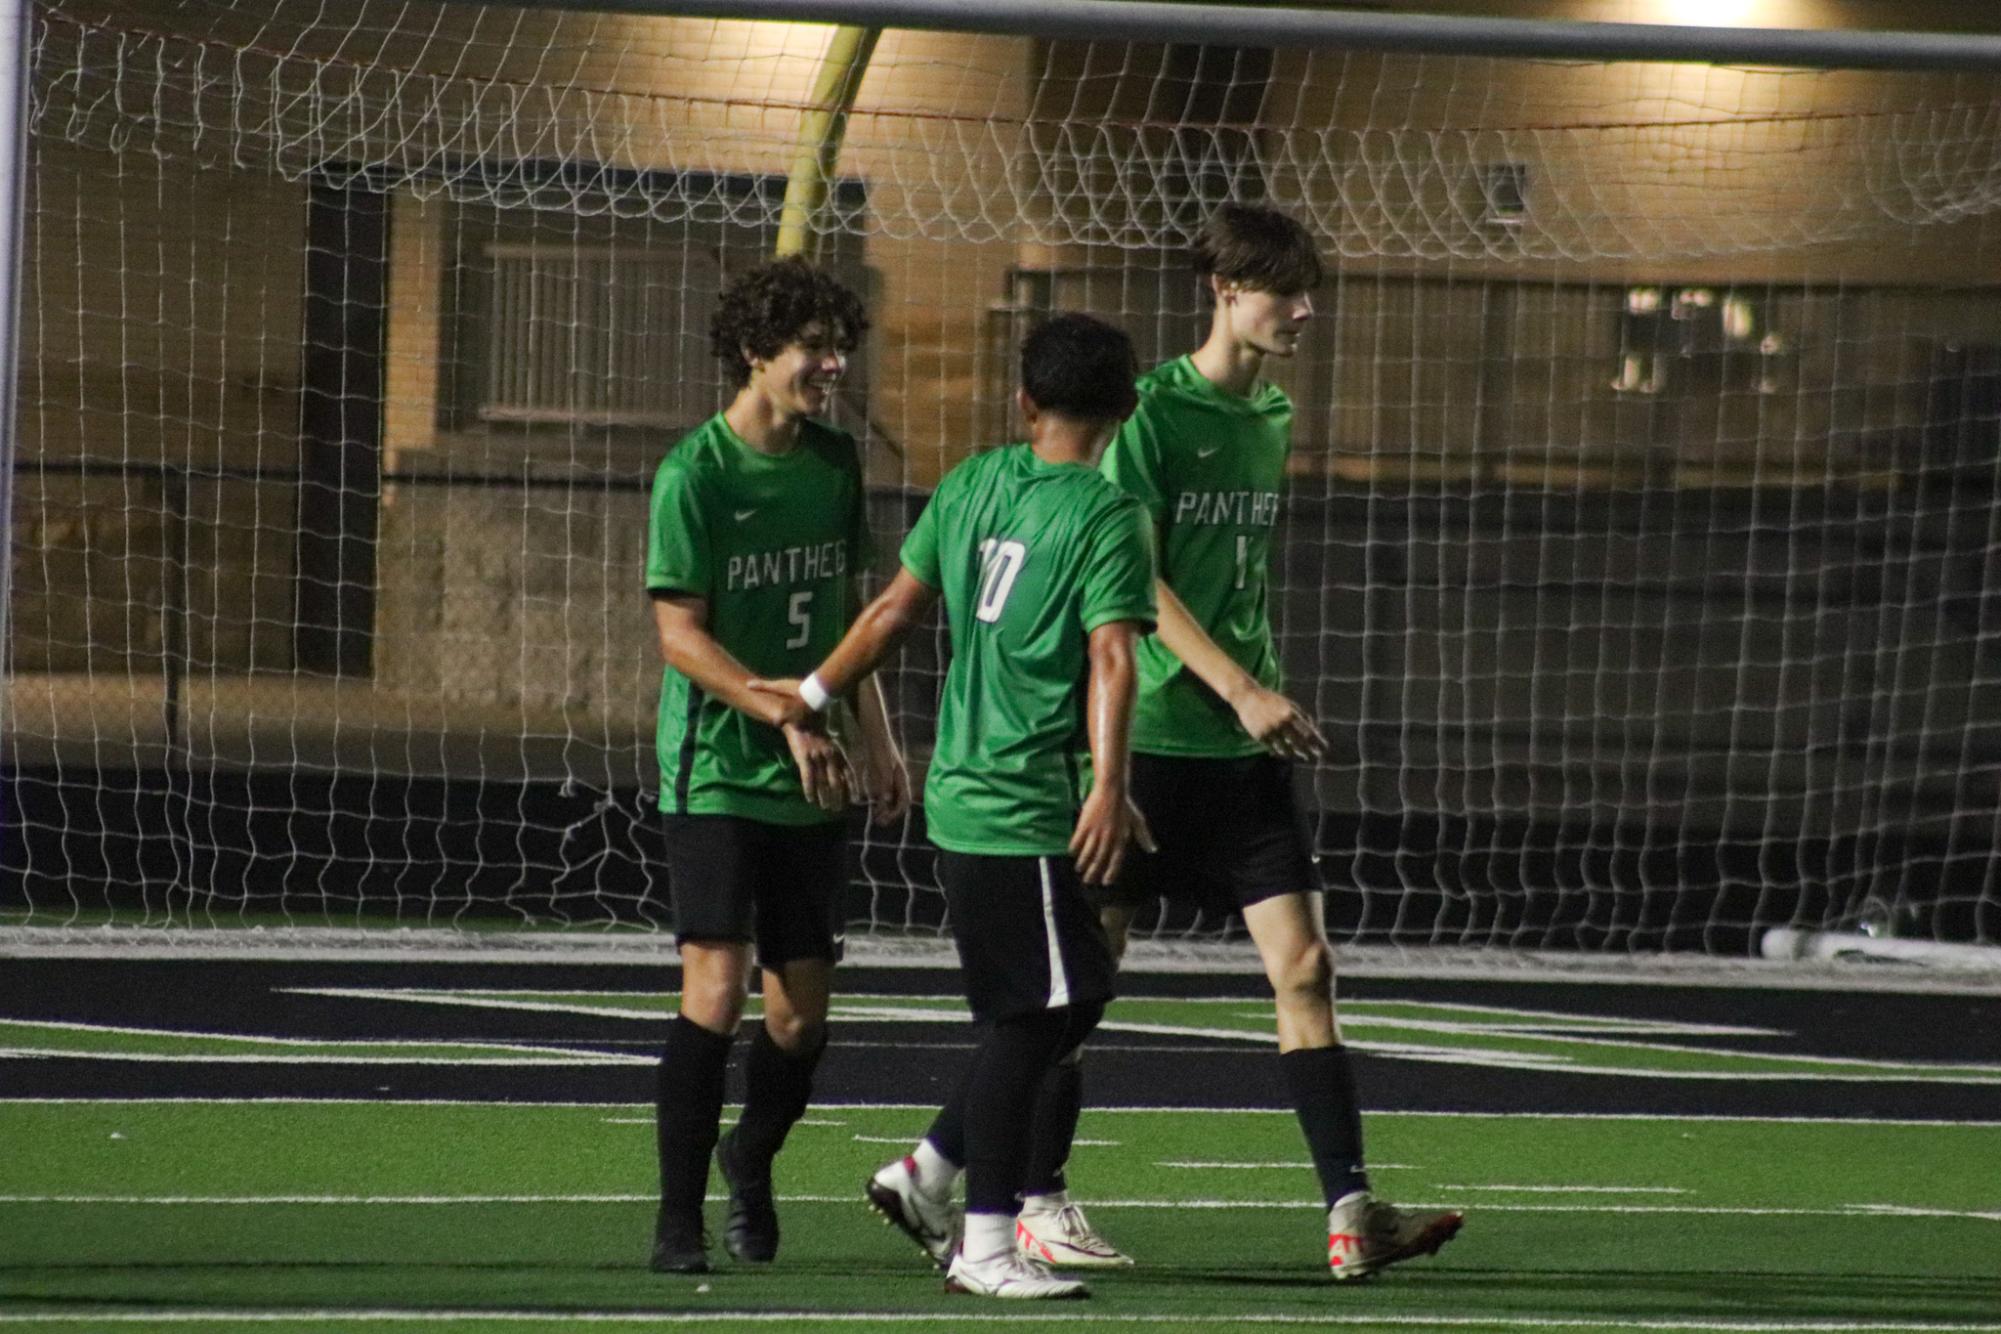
[2,958,1998,1121]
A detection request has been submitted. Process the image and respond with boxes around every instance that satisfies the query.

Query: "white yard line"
[1158,1161,1418,1170]
[3,1097,1999,1127]
[0,1309,1997,1330]
[1,1192,1993,1221]
[1434,1184,1688,1194]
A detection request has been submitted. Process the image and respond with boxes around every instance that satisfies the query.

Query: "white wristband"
[798,672,833,713]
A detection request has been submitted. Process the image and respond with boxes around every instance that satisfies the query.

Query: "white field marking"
[1846,1203,2001,1222]
[1106,1002,1997,1083]
[287,986,1772,1037]
[1342,998,1787,1038]
[5,1192,1995,1222]
[602,1116,846,1128]
[16,927,2001,995]
[284,988,980,1027]
[0,1020,647,1066]
[1236,1006,1785,1040]
[1440,1192,1688,1200]
[851,1134,1119,1147]
[1286,1020,2001,1083]
[2,1313,1999,1331]
[283,988,674,1022]
[1375,1026,2001,1081]
[1351,1046,2001,1083]
[3,1097,1999,1128]
[0,1050,646,1067]
[1158,1161,1418,1171]
[234,992,2000,1088]
[291,988,1765,1049]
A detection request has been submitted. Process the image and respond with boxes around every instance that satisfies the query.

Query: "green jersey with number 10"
[1100,355,1290,758]
[902,444,1157,856]
[646,413,869,824]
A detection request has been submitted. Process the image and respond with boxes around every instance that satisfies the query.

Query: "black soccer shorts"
[937,850,1117,1023]
[660,812,847,968]
[1099,752,1318,917]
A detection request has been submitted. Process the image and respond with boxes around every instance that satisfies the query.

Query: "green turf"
[2,1101,1997,1331]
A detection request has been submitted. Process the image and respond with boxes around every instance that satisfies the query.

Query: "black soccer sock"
[1281,1043,1370,1207]
[921,1030,979,1168]
[963,1008,1073,1214]
[730,1023,827,1171]
[960,1002,1106,1216]
[1022,1048,1085,1197]
[655,1014,734,1216]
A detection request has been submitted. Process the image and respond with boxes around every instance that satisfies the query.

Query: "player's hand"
[783,722,852,813]
[1070,786,1145,886]
[1233,685,1328,764]
[747,676,813,729]
[857,742,912,825]
[1128,796,1157,855]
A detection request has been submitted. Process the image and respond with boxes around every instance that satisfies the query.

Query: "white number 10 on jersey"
[974,538,1028,623]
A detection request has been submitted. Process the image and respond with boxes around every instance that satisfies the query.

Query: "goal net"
[7,0,2001,961]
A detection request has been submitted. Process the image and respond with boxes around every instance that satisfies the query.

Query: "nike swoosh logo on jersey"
[733,509,757,522]
[1197,446,1220,458]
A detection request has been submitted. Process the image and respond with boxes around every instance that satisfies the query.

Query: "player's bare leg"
[1239,890,1336,1052]
[1240,891,1462,1280]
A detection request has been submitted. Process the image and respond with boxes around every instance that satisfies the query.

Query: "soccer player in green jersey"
[756,313,1156,1300]
[1014,205,1464,1281]
[645,257,909,1275]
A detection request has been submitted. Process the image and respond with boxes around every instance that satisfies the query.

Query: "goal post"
[7,0,2001,969]
[0,0,32,742]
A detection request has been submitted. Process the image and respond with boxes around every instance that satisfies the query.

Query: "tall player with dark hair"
[1014,205,1465,1282]
[757,313,1156,1300]
[645,257,909,1275]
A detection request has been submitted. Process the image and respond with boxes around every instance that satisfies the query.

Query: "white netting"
[7,0,2001,957]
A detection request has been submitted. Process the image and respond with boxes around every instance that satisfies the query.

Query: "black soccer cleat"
[650,1206,711,1274]
[716,1129,780,1263]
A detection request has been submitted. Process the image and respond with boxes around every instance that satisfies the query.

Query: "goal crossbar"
[472,0,2001,73]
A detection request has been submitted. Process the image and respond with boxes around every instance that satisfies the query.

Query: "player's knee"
[764,1011,826,1054]
[1270,937,1333,1007]
[678,958,750,1031]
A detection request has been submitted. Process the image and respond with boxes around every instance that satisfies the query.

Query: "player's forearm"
[1085,622,1141,797]
[813,582,924,699]
[1154,579,1260,705]
[652,600,785,725]
[851,672,900,762]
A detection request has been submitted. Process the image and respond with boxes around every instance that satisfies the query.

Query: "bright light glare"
[1656,0,1761,25]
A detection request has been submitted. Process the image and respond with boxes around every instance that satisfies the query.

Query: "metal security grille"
[479,243,710,427]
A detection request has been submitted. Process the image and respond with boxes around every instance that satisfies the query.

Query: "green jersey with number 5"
[902,444,1157,856]
[1100,355,1289,759]
[646,413,869,823]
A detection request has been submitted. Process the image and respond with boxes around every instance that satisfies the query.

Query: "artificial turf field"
[3,953,1999,1331]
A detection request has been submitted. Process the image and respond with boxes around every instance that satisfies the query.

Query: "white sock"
[911,1138,960,1201]
[1020,1188,1068,1214]
[962,1210,1016,1261]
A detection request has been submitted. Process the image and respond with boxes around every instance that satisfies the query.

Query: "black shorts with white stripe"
[936,851,1117,1023]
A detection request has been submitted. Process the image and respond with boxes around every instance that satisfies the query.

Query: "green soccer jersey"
[646,413,869,824]
[1100,355,1290,759]
[901,444,1157,856]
